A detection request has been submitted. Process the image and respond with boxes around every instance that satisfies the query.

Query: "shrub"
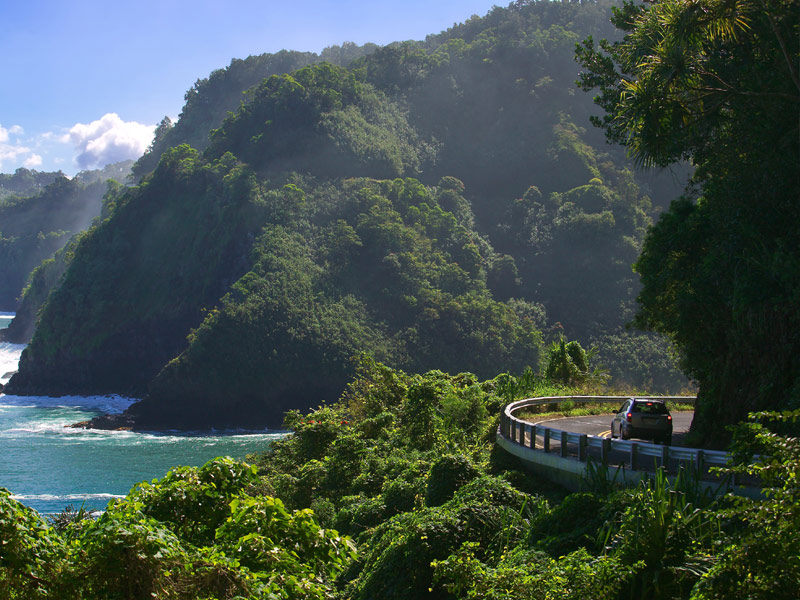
[426,454,479,507]
[0,489,65,599]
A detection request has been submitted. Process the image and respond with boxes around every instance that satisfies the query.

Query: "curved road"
[530,411,694,446]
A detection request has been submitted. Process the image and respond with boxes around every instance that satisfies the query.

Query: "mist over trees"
[0,161,132,313]
[0,168,63,200]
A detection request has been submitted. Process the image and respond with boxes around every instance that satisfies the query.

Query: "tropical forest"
[0,0,798,598]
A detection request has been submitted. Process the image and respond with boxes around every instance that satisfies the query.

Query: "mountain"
[5,0,688,427]
[130,44,379,179]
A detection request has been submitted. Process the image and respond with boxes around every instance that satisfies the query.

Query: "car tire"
[621,427,630,441]
[664,435,672,446]
[610,422,617,438]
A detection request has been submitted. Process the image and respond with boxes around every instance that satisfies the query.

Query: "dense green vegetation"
[2,363,798,599]
[0,457,355,599]
[0,168,62,200]
[9,149,266,395]
[4,0,799,596]
[137,173,542,426]
[7,0,690,421]
[0,161,132,314]
[0,178,103,311]
[131,45,379,179]
[11,146,543,420]
[577,0,800,445]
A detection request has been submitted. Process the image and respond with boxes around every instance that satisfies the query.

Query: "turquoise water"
[0,322,283,515]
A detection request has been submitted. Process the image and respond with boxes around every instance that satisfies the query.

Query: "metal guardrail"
[499,395,731,474]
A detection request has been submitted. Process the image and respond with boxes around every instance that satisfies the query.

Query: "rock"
[78,412,137,431]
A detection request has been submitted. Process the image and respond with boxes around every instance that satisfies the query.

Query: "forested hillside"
[0,168,63,200]
[130,43,379,179]
[6,0,690,427]
[0,161,132,313]
[3,2,798,598]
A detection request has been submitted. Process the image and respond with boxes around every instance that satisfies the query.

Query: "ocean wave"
[0,341,26,352]
[0,342,25,383]
[12,493,126,501]
[0,393,137,414]
[134,428,286,437]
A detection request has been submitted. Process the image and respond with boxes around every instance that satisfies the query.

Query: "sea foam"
[0,341,25,384]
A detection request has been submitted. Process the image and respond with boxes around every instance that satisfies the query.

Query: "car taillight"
[626,412,632,423]
[667,415,672,421]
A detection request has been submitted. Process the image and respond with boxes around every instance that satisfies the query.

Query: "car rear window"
[632,401,669,414]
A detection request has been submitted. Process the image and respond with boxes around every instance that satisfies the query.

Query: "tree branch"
[760,0,800,95]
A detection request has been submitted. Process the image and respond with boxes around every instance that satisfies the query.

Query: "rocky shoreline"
[69,412,138,431]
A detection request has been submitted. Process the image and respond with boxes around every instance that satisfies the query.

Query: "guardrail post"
[601,438,610,463]
[661,445,670,471]
[543,428,550,453]
[560,431,568,458]
[630,443,639,471]
[511,420,517,443]
[578,434,587,461]
[518,422,524,445]
[695,450,704,474]
[527,424,535,449]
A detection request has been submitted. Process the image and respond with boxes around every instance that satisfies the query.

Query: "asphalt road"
[530,411,694,446]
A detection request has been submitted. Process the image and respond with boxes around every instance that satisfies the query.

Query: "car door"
[611,401,629,437]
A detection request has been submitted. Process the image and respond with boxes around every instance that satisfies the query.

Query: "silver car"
[610,398,673,445]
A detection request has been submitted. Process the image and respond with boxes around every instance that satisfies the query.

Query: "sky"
[1,0,501,176]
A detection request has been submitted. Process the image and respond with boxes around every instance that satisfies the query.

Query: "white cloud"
[23,153,42,168]
[66,113,155,170]
[0,123,33,170]
[0,124,24,144]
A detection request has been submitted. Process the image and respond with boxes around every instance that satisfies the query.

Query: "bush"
[334,495,387,537]
[426,454,479,507]
[382,479,419,516]
[528,492,606,556]
[0,489,65,599]
[118,456,260,547]
[545,337,590,385]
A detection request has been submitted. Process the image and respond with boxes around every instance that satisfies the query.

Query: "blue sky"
[1,0,500,175]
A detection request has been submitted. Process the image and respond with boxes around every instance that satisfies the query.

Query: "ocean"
[0,316,283,515]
